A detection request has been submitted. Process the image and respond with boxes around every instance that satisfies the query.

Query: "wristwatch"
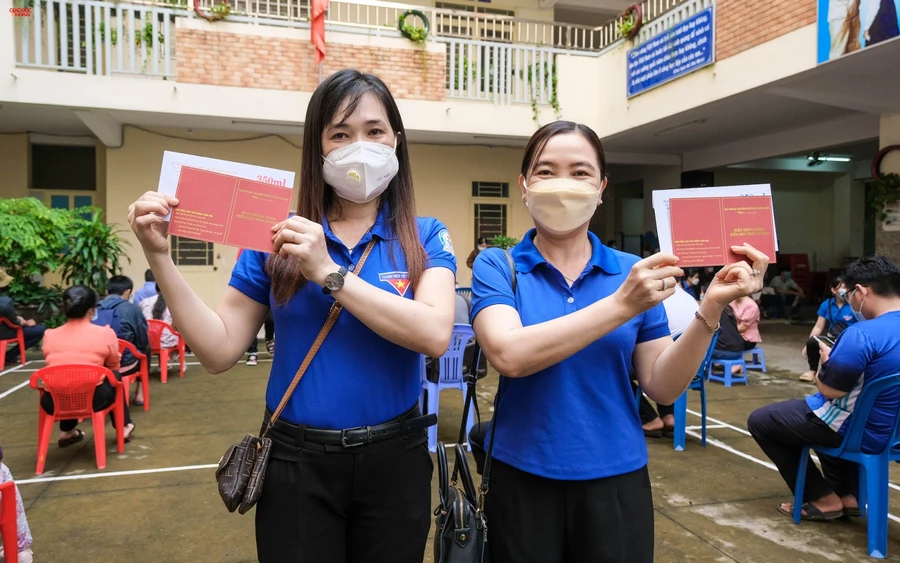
[323,266,349,294]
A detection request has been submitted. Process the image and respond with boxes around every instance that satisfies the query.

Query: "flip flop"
[124,424,136,444]
[843,507,863,518]
[778,502,844,521]
[662,426,675,439]
[643,428,663,438]
[58,429,85,448]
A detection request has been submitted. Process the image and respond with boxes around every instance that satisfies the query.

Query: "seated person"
[730,294,762,348]
[140,285,179,357]
[710,303,757,374]
[95,275,151,405]
[748,256,900,520]
[636,283,699,438]
[0,269,47,365]
[0,446,34,563]
[799,277,856,382]
[768,269,806,319]
[41,285,135,446]
[132,268,157,307]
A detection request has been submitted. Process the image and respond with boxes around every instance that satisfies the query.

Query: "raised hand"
[615,253,684,316]
[703,244,770,308]
[127,192,179,257]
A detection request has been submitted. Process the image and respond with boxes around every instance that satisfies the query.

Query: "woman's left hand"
[703,244,770,309]
[272,216,337,286]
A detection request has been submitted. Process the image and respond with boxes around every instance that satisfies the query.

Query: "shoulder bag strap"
[477,249,517,504]
[260,239,376,439]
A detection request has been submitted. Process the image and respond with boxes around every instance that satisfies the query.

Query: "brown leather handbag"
[215,241,376,514]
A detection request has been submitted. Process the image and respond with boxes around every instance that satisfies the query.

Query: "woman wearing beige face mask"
[469,121,769,563]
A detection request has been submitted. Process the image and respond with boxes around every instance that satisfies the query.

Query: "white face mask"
[524,178,601,236]
[322,139,399,204]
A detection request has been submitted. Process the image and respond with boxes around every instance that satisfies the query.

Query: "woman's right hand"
[127,192,179,257]
[615,253,684,316]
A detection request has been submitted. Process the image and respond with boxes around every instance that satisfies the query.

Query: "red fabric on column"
[311,0,328,65]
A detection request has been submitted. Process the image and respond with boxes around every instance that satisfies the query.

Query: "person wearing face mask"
[748,256,900,522]
[127,69,457,562]
[469,121,768,563]
[680,268,702,301]
[466,236,489,269]
[798,277,857,382]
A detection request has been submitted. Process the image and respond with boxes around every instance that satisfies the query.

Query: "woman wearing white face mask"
[127,69,457,562]
[798,277,857,382]
[470,121,769,562]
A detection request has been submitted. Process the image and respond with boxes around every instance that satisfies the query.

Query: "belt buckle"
[340,426,371,448]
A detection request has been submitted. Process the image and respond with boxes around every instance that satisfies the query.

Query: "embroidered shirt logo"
[438,229,454,254]
[379,271,411,297]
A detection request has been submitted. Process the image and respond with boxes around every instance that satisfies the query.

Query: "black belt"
[265,407,437,449]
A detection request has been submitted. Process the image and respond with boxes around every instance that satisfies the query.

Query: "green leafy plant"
[209,1,231,20]
[616,4,642,40]
[398,10,429,43]
[521,62,561,126]
[59,207,131,293]
[491,235,519,250]
[617,16,636,38]
[868,172,900,222]
[0,198,74,293]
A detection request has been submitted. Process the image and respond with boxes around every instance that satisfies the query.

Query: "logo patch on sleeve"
[379,271,411,297]
[438,229,454,254]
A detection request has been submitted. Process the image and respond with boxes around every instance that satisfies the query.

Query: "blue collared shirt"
[133,282,157,306]
[229,208,457,429]
[471,229,670,480]
[817,297,857,330]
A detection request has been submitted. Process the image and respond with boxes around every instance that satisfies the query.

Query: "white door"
[170,237,238,309]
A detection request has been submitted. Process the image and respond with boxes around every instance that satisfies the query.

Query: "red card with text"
[669,195,776,267]
[168,166,292,253]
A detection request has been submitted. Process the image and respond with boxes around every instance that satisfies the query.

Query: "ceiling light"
[231,119,302,128]
[806,155,851,162]
[653,118,707,137]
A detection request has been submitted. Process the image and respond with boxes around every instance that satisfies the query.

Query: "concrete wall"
[0,134,28,198]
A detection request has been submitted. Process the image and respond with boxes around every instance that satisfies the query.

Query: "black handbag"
[433,249,515,563]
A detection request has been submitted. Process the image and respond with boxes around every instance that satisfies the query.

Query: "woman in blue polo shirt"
[127,70,457,562]
[799,276,856,382]
[470,121,768,562]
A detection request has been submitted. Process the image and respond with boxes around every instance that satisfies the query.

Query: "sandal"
[777,502,844,521]
[266,340,275,355]
[246,354,258,366]
[124,424,136,443]
[643,428,663,438]
[843,507,863,517]
[58,429,85,448]
[662,426,675,439]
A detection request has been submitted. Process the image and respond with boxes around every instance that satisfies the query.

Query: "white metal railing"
[15,0,177,77]
[632,0,714,46]
[443,37,556,105]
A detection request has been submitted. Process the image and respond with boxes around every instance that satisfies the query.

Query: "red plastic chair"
[118,340,150,412]
[0,318,26,371]
[0,480,18,563]
[29,365,126,475]
[147,320,186,383]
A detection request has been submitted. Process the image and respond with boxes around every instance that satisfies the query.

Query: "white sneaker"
[0,547,34,563]
[246,354,258,366]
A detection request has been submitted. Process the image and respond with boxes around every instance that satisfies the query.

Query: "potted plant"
[59,207,131,293]
[617,4,643,41]
[491,235,519,250]
[869,145,900,224]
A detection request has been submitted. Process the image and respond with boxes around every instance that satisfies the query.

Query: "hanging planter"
[193,0,231,22]
[398,9,429,43]
[617,4,643,41]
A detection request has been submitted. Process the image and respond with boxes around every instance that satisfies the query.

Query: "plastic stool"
[745,347,767,372]
[708,357,748,387]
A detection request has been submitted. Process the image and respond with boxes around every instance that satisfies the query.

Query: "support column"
[642,165,683,237]
[876,115,900,264]
[832,173,853,267]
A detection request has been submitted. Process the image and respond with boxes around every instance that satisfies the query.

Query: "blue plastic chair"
[707,356,748,387]
[420,324,476,453]
[791,373,900,559]
[744,347,767,372]
[673,331,719,451]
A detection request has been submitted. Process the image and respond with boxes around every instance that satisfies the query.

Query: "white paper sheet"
[651,184,779,256]
[156,151,295,221]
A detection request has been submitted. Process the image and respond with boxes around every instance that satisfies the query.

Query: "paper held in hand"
[651,185,778,268]
[155,151,295,253]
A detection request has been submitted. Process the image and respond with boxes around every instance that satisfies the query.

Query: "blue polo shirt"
[817,297,856,330]
[806,311,900,453]
[229,209,457,429]
[471,230,670,480]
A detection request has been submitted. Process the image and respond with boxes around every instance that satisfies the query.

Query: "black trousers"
[40,375,132,432]
[806,336,834,371]
[748,399,855,502]
[484,459,654,563]
[247,312,275,354]
[630,379,674,425]
[254,409,433,563]
[4,324,46,363]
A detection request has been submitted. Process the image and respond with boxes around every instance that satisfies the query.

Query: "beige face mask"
[524,178,601,235]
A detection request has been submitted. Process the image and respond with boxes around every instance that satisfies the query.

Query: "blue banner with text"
[626,7,715,98]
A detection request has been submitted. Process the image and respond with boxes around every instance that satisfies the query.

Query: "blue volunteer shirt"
[471,229,670,480]
[816,297,856,329]
[229,208,457,429]
[806,311,900,453]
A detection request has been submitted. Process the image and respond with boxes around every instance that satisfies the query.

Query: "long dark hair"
[520,121,609,180]
[266,69,426,305]
[63,285,98,319]
[152,285,167,320]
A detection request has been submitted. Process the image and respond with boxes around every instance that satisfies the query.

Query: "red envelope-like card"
[168,167,292,253]
[669,195,776,267]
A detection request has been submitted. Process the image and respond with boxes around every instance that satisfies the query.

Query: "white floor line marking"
[0,361,31,377]
[687,408,752,436]
[15,463,219,485]
[687,424,728,430]
[0,380,31,400]
[684,430,900,523]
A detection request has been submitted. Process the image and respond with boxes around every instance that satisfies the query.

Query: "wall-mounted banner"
[626,7,715,98]
[817,0,900,63]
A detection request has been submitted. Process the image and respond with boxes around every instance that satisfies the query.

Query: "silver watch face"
[325,271,344,291]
